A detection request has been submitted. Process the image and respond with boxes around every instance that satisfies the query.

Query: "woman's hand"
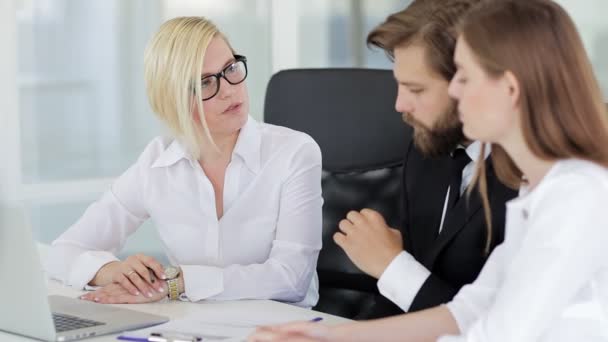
[248,322,332,342]
[90,254,166,298]
[80,281,167,304]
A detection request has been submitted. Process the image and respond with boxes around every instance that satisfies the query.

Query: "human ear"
[504,70,520,107]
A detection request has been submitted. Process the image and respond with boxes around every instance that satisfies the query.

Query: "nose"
[447,77,460,100]
[395,87,414,114]
[217,77,236,99]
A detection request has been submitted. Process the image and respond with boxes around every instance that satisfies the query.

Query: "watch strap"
[167,278,180,300]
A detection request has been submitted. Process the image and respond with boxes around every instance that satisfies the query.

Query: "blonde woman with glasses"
[45,17,322,308]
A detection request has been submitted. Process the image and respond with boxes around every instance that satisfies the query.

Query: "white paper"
[125,319,253,341]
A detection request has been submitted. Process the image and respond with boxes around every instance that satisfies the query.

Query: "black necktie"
[446,149,471,210]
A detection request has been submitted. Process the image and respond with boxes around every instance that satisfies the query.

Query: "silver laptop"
[0,206,169,341]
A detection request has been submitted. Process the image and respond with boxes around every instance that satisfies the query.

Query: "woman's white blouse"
[439,159,608,341]
[45,116,323,308]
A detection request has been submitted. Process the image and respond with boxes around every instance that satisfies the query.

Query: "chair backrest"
[264,68,412,318]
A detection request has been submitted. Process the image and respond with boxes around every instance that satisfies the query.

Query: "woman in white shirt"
[249,0,608,340]
[45,16,322,308]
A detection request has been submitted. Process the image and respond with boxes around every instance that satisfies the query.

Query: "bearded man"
[334,0,518,319]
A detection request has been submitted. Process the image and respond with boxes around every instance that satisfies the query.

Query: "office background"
[0,0,606,262]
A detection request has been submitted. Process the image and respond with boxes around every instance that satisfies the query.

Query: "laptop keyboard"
[52,312,105,332]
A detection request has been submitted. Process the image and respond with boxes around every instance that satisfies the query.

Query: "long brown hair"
[461,0,608,252]
[367,0,482,80]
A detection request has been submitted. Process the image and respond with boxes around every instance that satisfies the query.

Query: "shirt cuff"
[377,251,431,312]
[180,264,224,302]
[67,251,119,289]
[445,294,479,335]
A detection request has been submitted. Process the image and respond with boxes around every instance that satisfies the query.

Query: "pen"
[149,332,203,342]
[310,317,323,322]
[116,335,149,342]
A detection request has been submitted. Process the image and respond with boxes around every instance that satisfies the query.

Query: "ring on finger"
[125,270,136,277]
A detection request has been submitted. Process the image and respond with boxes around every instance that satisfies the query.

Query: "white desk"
[0,245,351,341]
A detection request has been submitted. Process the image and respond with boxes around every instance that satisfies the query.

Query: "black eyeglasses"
[199,55,248,101]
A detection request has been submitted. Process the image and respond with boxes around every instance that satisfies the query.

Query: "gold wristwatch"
[163,266,181,300]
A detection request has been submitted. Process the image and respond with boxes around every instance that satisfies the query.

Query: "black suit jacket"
[360,138,517,319]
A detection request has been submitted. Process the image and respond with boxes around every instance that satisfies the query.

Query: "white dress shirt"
[377,141,488,312]
[439,159,608,342]
[45,116,323,308]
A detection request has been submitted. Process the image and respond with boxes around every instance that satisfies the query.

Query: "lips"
[223,102,242,114]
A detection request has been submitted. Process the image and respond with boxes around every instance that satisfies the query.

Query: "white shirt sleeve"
[45,152,150,289]
[180,142,323,305]
[439,177,608,342]
[377,251,431,311]
[441,243,506,335]
[45,131,323,306]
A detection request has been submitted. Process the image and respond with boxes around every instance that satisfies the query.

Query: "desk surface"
[0,246,350,341]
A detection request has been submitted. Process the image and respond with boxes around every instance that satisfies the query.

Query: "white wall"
[4,0,606,260]
[0,0,21,204]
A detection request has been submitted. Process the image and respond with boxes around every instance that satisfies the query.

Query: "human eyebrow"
[202,57,237,77]
[393,77,425,89]
[400,81,425,88]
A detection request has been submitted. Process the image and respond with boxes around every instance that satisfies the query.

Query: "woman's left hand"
[80,281,167,304]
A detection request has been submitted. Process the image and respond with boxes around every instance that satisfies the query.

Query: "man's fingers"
[345,210,365,226]
[389,227,402,238]
[360,208,387,226]
[333,232,347,249]
[338,219,355,234]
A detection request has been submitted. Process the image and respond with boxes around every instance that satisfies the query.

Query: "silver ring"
[125,270,136,277]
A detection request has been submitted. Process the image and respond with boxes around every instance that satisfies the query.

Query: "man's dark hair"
[367,0,483,80]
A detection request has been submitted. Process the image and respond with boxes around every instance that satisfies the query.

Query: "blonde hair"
[144,16,234,159]
[461,0,608,253]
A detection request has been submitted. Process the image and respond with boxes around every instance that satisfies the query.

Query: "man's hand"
[334,208,403,279]
[80,281,167,304]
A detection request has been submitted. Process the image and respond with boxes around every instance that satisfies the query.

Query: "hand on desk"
[80,281,167,304]
[248,321,330,342]
[89,254,167,298]
[334,208,403,279]
[89,253,166,297]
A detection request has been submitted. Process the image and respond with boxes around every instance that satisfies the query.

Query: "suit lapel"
[422,159,495,268]
[424,187,483,266]
[406,149,450,262]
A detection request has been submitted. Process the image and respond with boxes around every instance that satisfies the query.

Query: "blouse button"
[522,209,529,220]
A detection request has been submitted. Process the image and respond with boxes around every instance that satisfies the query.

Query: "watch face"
[164,266,180,279]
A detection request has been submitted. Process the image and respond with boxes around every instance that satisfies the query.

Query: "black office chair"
[264,68,412,319]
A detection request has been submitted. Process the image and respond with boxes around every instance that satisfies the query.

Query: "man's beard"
[402,104,465,158]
